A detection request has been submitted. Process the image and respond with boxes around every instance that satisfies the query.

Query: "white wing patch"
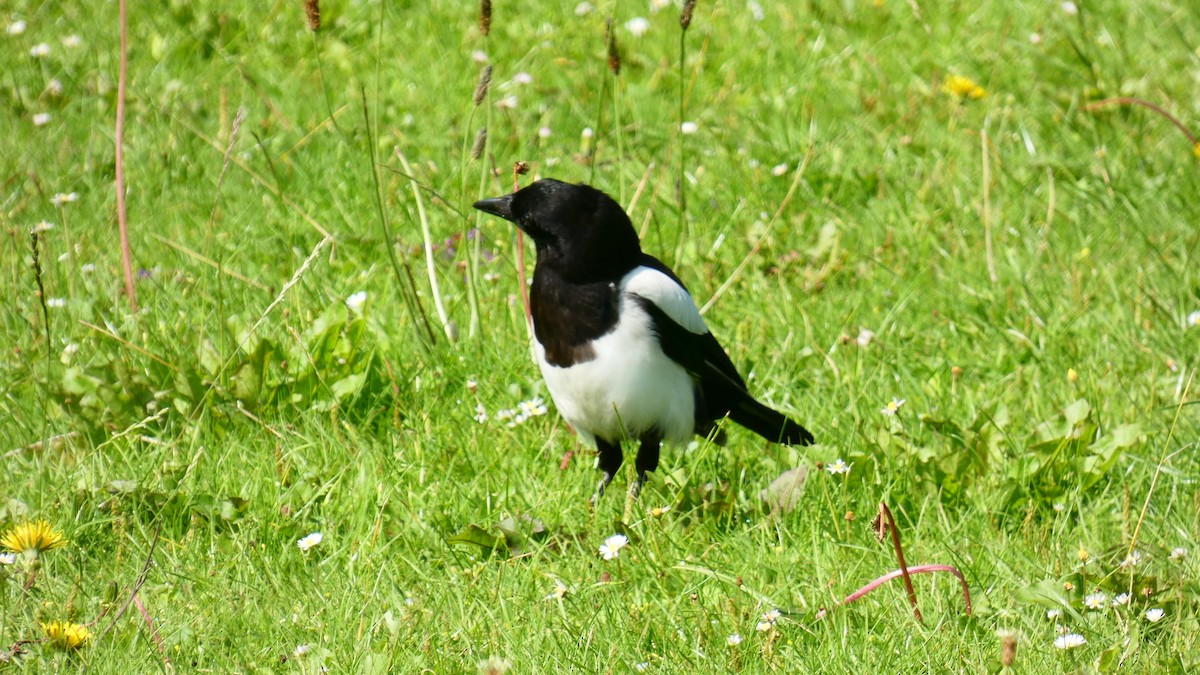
[620,266,709,335]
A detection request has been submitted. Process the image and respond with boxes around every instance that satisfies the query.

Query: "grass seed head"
[479,0,492,37]
[471,127,487,159]
[680,0,696,30]
[473,65,493,106]
[606,19,621,75]
[304,0,320,31]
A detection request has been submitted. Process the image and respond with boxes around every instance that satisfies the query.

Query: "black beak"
[472,194,516,222]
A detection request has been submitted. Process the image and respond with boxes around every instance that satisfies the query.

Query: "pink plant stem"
[133,592,170,663]
[1084,97,1198,146]
[839,564,973,615]
[879,503,922,622]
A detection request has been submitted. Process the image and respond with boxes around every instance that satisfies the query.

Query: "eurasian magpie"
[474,179,814,497]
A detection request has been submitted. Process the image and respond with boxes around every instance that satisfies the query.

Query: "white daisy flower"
[1121,550,1143,568]
[345,290,367,315]
[625,17,651,37]
[826,458,851,475]
[296,532,324,551]
[680,121,698,135]
[1083,592,1106,610]
[1145,608,1164,622]
[598,534,628,560]
[1053,633,1085,649]
[545,579,569,601]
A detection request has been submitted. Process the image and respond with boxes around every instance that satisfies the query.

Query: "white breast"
[534,266,701,446]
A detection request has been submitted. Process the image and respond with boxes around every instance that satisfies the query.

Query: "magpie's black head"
[473,179,642,280]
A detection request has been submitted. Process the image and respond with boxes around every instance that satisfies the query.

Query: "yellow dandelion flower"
[41,621,90,649]
[1,519,68,558]
[1193,142,1200,160]
[943,74,986,100]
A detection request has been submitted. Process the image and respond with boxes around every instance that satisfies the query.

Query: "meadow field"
[2,0,1199,671]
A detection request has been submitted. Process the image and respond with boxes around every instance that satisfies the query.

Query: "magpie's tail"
[728,396,814,446]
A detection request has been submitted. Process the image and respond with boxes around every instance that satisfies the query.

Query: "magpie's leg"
[630,432,663,498]
[593,438,623,503]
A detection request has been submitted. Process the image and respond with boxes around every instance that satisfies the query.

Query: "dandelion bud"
[479,0,492,37]
[606,20,621,75]
[680,0,696,30]
[304,0,320,31]
[473,65,493,106]
[1001,633,1017,667]
[471,127,487,159]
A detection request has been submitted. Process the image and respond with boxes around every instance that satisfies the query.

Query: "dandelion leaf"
[446,524,506,554]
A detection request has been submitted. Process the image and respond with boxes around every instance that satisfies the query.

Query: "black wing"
[633,255,814,446]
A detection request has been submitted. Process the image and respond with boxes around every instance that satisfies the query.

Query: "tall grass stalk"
[115,0,136,312]
[676,1,697,252]
[459,62,494,340]
[305,0,341,133]
[397,149,455,342]
[360,91,436,352]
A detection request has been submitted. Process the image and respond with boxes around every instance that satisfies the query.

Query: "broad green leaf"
[446,524,506,553]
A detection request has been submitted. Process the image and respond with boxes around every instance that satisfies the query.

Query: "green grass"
[3,0,1199,671]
